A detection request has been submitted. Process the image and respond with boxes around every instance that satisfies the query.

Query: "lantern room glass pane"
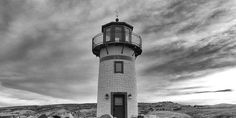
[115,27,122,42]
[125,27,130,42]
[105,27,111,42]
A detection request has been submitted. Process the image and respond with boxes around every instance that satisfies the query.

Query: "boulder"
[100,114,113,118]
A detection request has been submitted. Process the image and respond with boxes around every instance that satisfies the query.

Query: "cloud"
[140,24,236,84]
[193,89,232,94]
[168,89,233,96]
[171,86,204,90]
[0,0,236,106]
[0,85,79,107]
[0,0,99,100]
[133,0,236,104]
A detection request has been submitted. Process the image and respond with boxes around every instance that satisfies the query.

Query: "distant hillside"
[1,102,236,118]
[0,103,97,118]
[139,102,236,118]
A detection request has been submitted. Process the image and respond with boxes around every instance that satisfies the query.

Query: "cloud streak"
[169,89,233,96]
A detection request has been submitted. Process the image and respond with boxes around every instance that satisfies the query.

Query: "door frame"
[111,92,127,118]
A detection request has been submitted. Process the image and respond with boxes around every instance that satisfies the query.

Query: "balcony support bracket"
[105,45,109,55]
[121,44,125,54]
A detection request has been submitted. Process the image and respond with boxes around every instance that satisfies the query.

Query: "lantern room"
[92,19,142,57]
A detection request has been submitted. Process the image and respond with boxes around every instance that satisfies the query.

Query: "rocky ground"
[0,102,236,118]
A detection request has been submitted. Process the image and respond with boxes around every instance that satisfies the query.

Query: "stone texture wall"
[97,46,138,118]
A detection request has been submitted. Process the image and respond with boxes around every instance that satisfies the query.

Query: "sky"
[0,0,236,107]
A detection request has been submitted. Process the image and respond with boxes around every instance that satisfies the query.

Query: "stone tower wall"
[97,45,138,118]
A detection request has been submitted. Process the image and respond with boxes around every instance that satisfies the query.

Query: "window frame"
[114,61,124,73]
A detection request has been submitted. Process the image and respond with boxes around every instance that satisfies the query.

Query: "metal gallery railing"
[92,32,142,50]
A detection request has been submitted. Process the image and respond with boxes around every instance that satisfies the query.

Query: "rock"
[38,114,48,118]
[148,111,192,118]
[100,114,113,118]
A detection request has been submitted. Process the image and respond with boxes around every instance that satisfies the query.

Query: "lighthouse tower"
[92,18,142,118]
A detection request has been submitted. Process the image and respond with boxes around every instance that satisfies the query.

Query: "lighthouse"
[92,18,142,118]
